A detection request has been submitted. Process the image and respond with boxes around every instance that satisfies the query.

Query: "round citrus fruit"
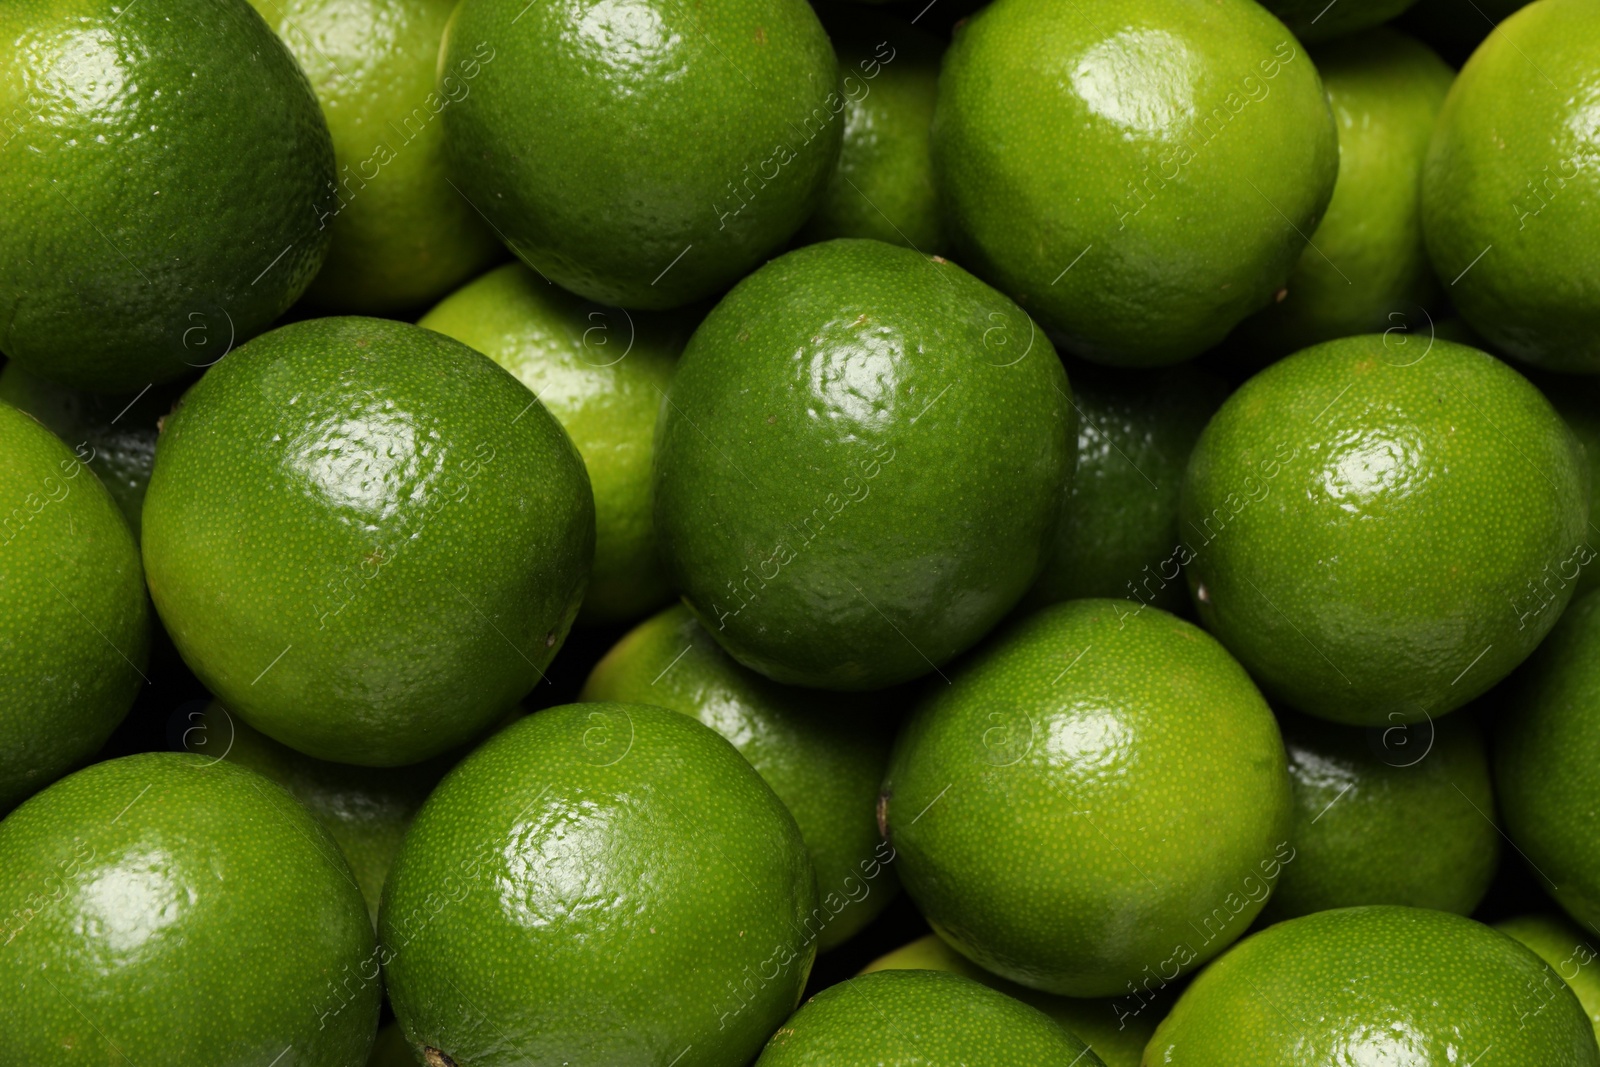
[1232,28,1454,360]
[142,316,594,766]
[1497,589,1600,937]
[756,970,1106,1067]
[1497,914,1600,1043]
[882,599,1292,997]
[1257,0,1420,43]
[582,603,899,949]
[247,0,503,314]
[1181,334,1588,726]
[1,752,379,1067]
[380,702,817,1067]
[932,0,1338,365]
[1147,905,1600,1065]
[800,8,945,253]
[654,238,1074,690]
[1262,708,1499,922]
[0,0,335,391]
[420,263,687,623]
[1421,0,1600,371]
[0,399,148,811]
[439,0,840,309]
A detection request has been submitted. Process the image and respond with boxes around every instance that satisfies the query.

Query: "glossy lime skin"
[757,970,1105,1067]
[1182,335,1588,726]
[1261,709,1498,923]
[1148,906,1600,1065]
[440,0,840,309]
[882,600,1291,998]
[0,364,181,539]
[183,702,456,925]
[0,401,148,812]
[1498,914,1600,1043]
[1234,29,1454,360]
[932,0,1337,366]
[1498,590,1600,938]
[1257,0,1419,43]
[800,9,944,252]
[1422,0,1600,372]
[0,752,379,1067]
[1027,361,1228,614]
[143,317,594,766]
[862,935,1160,1067]
[581,604,899,950]
[654,239,1074,690]
[380,703,817,1067]
[420,263,686,623]
[0,0,334,392]
[248,0,501,314]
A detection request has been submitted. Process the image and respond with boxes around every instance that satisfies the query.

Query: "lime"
[1181,335,1588,725]
[932,0,1338,365]
[0,399,148,811]
[882,600,1291,997]
[248,0,503,313]
[142,316,593,766]
[0,0,335,391]
[439,0,841,308]
[653,238,1074,690]
[420,263,687,623]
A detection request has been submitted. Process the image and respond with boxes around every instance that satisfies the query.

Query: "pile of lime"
[3,0,1600,1063]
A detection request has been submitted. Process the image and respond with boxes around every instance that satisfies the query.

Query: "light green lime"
[882,600,1291,997]
[1233,29,1454,360]
[420,263,686,623]
[801,8,945,252]
[248,0,502,314]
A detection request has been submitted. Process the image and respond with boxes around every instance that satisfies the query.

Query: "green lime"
[1422,0,1600,371]
[800,8,945,252]
[1498,590,1600,937]
[380,703,816,1067]
[1,752,379,1066]
[581,603,898,950]
[439,0,840,309]
[247,0,502,314]
[1181,335,1588,726]
[882,600,1291,997]
[1261,708,1499,922]
[756,970,1105,1067]
[932,0,1337,366]
[862,935,1162,1067]
[1232,29,1454,360]
[0,400,148,811]
[1027,361,1229,614]
[654,239,1074,690]
[181,702,462,924]
[1497,914,1600,1044]
[420,263,686,624]
[0,364,181,539]
[1256,0,1419,44]
[142,316,594,766]
[0,0,335,391]
[1147,906,1600,1065]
